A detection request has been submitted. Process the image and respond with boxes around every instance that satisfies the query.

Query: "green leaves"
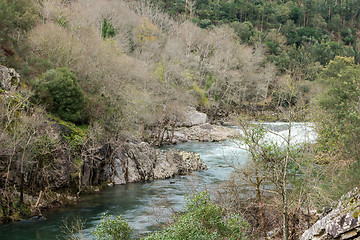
[91,192,248,240]
[102,19,115,39]
[92,213,133,240]
[317,57,360,156]
[0,0,38,45]
[34,68,86,123]
[143,191,249,240]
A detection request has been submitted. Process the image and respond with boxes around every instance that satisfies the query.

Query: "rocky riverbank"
[301,187,360,240]
[158,107,241,144]
[172,123,241,143]
[93,141,207,185]
[0,140,207,223]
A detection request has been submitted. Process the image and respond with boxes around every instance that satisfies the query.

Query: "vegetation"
[34,67,86,123]
[0,0,359,239]
[144,192,249,240]
[92,213,133,240]
[85,192,248,240]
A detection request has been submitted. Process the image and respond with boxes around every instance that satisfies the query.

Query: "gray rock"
[172,123,241,142]
[0,65,20,91]
[113,157,126,184]
[182,107,207,127]
[301,188,360,240]
[113,142,207,184]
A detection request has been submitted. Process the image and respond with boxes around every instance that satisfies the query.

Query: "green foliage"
[199,19,213,28]
[102,19,115,39]
[341,28,357,46]
[317,57,360,157]
[0,0,38,45]
[34,68,86,123]
[231,21,254,43]
[57,14,67,28]
[311,41,346,65]
[92,213,133,240]
[51,117,86,151]
[90,193,248,240]
[192,83,210,107]
[205,74,216,91]
[143,191,249,240]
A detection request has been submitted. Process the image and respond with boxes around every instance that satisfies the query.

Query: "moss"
[353,209,360,218]
[50,116,87,151]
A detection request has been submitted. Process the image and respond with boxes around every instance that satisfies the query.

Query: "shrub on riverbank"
[144,191,249,240]
[88,192,249,240]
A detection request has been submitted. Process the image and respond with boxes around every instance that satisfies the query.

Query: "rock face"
[0,65,20,91]
[301,188,360,240]
[111,142,207,185]
[172,123,241,143]
[182,107,207,127]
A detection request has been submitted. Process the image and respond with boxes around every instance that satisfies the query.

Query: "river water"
[0,122,315,240]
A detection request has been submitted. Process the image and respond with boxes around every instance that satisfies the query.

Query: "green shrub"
[34,67,86,123]
[92,213,133,240]
[143,191,249,240]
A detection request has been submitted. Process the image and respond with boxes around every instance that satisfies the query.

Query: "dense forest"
[0,0,360,239]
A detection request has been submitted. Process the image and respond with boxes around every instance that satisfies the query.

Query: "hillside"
[1,0,360,239]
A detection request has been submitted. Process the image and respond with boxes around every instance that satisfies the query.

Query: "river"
[0,122,315,240]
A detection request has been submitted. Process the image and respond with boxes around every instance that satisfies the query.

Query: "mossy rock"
[50,116,87,151]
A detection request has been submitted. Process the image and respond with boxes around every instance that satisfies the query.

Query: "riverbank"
[0,139,208,224]
[0,139,249,239]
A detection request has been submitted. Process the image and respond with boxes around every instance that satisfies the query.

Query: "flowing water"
[0,122,315,240]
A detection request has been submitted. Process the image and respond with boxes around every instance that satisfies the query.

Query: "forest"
[0,0,360,239]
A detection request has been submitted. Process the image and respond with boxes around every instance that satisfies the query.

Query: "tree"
[239,122,293,240]
[34,68,86,123]
[235,81,313,239]
[0,90,50,221]
[0,0,38,47]
[316,56,360,158]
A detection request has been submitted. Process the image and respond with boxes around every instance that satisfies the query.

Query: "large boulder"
[153,148,207,179]
[0,65,20,91]
[301,188,360,240]
[182,107,207,127]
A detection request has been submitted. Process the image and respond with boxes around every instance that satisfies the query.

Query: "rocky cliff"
[81,141,207,186]
[301,188,360,240]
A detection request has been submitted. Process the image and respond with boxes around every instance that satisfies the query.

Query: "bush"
[143,191,249,240]
[90,192,248,240]
[317,56,360,156]
[34,67,86,123]
[92,213,133,240]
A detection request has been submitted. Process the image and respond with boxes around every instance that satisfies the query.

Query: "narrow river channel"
[0,122,315,240]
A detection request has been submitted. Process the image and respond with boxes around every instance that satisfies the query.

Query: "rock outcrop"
[301,187,360,240]
[172,123,241,143]
[81,141,207,186]
[112,142,207,184]
[0,65,20,91]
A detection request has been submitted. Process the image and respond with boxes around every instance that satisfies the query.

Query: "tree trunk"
[282,185,289,240]
[255,177,266,237]
[20,172,24,203]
